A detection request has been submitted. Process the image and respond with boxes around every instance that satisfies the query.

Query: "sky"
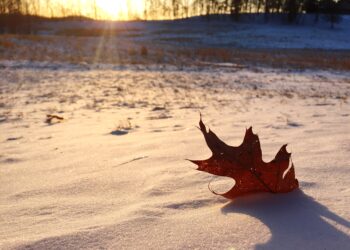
[37,0,145,20]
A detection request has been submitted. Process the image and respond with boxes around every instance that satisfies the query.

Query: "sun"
[96,0,128,20]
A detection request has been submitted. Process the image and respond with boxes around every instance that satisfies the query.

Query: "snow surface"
[0,64,349,249]
[38,15,350,50]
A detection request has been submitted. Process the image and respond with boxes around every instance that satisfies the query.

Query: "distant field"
[1,16,350,250]
[1,17,350,71]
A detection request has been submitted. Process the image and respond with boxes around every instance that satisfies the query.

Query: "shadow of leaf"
[221,190,350,250]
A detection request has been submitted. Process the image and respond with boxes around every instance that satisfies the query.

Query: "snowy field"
[1,16,350,71]
[39,15,350,49]
[1,17,350,250]
[1,65,349,249]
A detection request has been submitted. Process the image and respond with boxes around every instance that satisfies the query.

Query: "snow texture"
[0,15,349,250]
[0,64,349,249]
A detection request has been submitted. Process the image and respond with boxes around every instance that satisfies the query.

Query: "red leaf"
[190,117,299,199]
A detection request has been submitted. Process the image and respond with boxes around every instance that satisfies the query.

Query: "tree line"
[0,0,97,33]
[144,0,349,23]
[1,0,349,33]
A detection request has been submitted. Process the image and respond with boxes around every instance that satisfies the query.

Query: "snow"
[0,14,349,249]
[0,64,349,249]
[36,15,350,50]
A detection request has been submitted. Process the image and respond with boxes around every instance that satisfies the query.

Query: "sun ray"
[96,0,126,20]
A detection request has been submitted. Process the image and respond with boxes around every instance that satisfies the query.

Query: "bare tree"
[93,0,98,19]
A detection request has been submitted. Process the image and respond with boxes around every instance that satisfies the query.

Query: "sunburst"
[96,0,126,20]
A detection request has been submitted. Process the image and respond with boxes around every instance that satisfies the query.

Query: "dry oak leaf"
[190,118,299,199]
